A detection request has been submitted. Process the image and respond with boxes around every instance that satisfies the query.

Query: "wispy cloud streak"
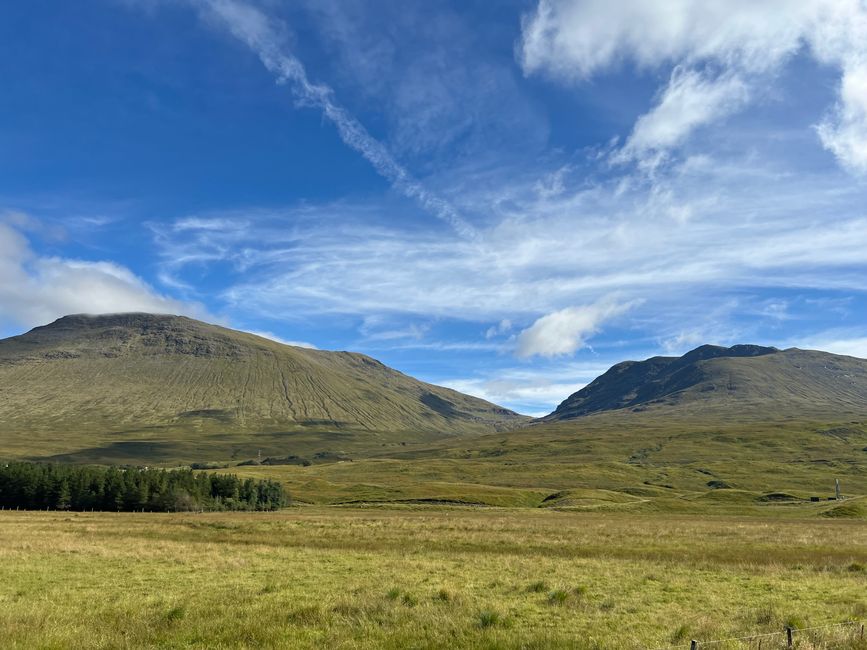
[192,0,477,238]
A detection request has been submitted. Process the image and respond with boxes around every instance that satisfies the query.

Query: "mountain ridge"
[544,343,867,421]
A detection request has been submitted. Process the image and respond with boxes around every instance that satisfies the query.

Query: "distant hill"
[544,344,867,421]
[0,314,525,462]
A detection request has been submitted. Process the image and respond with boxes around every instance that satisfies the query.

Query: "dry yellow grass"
[1,507,865,649]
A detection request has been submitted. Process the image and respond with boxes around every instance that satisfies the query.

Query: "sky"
[2,0,867,416]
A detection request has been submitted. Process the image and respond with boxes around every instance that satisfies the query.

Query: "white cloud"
[661,330,706,356]
[519,0,867,174]
[519,0,807,80]
[244,330,318,349]
[359,317,430,342]
[616,68,749,166]
[151,152,867,342]
[485,319,512,339]
[516,298,636,358]
[0,221,202,331]
[817,63,867,174]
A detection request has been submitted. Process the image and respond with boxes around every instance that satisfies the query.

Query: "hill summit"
[544,343,867,420]
[0,314,525,461]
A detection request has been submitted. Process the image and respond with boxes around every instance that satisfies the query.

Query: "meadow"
[1,507,865,649]
[217,414,867,515]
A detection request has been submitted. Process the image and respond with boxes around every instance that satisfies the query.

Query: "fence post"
[690,641,698,650]
[786,627,793,647]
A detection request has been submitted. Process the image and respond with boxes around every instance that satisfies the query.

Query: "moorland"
[1,314,866,648]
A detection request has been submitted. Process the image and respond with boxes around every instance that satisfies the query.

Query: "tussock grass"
[547,589,571,605]
[385,588,401,600]
[477,609,506,628]
[434,588,454,602]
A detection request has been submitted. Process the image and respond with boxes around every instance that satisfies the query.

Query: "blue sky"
[2,0,867,415]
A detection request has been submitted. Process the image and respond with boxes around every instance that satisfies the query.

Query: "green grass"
[212,412,867,513]
[1,508,865,649]
[4,409,865,515]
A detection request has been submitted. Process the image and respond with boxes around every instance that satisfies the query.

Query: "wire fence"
[648,621,865,650]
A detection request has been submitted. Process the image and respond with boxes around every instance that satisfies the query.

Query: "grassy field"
[1,507,865,649]
[208,414,867,512]
[6,410,864,512]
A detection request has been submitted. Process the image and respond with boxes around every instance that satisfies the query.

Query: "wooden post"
[690,640,698,650]
[786,626,793,647]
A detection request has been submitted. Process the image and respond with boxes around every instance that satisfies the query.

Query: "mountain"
[0,314,525,462]
[544,344,867,421]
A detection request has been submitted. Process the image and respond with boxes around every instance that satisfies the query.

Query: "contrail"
[191,0,478,240]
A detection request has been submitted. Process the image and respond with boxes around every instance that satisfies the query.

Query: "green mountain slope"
[0,314,525,461]
[544,344,867,421]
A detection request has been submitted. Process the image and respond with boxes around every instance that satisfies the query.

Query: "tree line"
[0,462,288,512]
